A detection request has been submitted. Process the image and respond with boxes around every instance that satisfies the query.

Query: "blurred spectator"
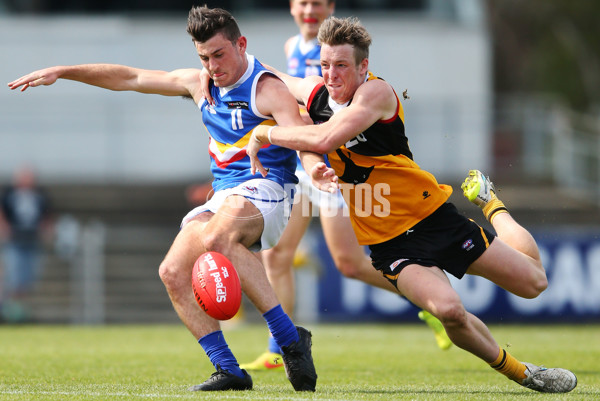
[0,165,52,322]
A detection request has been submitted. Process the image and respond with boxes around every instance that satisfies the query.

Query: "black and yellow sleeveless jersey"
[306,72,453,245]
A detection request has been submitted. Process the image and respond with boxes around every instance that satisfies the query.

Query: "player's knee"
[536,274,549,294]
[436,301,467,329]
[334,257,361,279]
[262,246,295,274]
[522,271,548,299]
[158,259,180,290]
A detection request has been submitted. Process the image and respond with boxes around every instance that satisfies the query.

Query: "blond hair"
[317,16,371,65]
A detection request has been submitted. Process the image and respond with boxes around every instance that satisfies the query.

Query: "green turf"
[0,323,598,400]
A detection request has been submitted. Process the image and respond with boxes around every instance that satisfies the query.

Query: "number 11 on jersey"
[231,109,244,130]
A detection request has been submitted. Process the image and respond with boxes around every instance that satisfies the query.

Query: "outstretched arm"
[8,64,202,99]
[260,63,320,106]
[252,79,399,154]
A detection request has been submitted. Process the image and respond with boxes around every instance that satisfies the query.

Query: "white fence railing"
[497,95,600,205]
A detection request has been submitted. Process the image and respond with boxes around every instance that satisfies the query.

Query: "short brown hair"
[187,6,241,44]
[317,16,371,65]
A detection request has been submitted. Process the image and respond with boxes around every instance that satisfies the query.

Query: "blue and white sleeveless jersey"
[199,54,298,192]
[286,35,321,78]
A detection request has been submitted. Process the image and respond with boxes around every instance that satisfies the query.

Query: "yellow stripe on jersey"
[210,121,276,154]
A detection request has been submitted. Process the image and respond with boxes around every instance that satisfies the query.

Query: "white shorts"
[181,178,293,252]
[295,168,347,217]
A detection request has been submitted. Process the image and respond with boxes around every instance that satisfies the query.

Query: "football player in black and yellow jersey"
[240,0,451,373]
[247,16,576,394]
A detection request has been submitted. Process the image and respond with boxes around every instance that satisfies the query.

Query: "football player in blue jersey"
[284,0,334,79]
[8,5,335,393]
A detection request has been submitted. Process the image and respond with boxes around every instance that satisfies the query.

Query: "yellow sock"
[489,348,527,383]
[482,194,508,224]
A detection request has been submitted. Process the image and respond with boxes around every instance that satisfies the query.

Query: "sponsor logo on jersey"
[226,101,249,109]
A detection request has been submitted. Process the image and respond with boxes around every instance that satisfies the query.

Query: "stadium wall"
[1,12,490,184]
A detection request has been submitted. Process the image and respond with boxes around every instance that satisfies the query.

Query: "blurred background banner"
[1,0,599,324]
[313,229,600,323]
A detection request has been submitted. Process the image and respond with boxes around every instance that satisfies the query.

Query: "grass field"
[1,323,598,400]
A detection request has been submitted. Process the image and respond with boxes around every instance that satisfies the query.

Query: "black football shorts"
[368,202,495,287]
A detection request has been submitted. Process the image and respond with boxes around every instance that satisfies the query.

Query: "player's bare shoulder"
[359,76,394,97]
[172,68,206,103]
[356,77,397,115]
[255,72,291,102]
[295,75,323,106]
[303,75,323,87]
[255,72,304,124]
[256,72,295,114]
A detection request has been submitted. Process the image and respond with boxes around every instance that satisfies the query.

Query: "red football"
[192,251,242,320]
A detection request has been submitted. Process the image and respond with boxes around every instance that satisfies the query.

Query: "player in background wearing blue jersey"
[239,0,451,372]
[8,6,330,393]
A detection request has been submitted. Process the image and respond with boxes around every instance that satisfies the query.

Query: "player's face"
[320,43,368,104]
[195,33,248,88]
[290,0,334,40]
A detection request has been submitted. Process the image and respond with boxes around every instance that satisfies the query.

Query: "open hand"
[8,67,61,92]
[310,162,339,193]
